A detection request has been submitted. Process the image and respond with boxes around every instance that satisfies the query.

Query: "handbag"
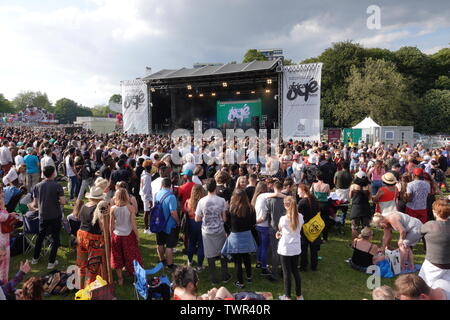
[302,213,325,243]
[1,214,18,234]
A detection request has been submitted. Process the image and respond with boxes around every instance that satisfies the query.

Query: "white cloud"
[422,46,445,55]
[358,31,410,48]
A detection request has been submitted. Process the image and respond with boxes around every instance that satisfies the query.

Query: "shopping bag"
[385,249,401,275]
[302,213,325,243]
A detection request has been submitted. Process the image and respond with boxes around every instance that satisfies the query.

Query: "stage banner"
[121,79,149,134]
[216,99,262,128]
[282,63,322,141]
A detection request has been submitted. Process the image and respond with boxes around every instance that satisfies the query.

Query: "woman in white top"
[251,182,271,274]
[109,188,142,286]
[276,196,304,300]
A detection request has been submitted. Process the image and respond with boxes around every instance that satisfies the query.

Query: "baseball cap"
[413,167,424,177]
[181,169,193,176]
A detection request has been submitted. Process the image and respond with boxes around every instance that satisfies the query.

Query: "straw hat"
[85,186,105,200]
[382,172,397,185]
[94,177,109,190]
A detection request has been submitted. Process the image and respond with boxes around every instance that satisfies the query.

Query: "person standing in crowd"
[195,179,231,285]
[245,174,257,201]
[311,172,331,242]
[419,199,450,291]
[154,178,180,271]
[368,160,385,196]
[0,191,17,283]
[30,166,66,269]
[252,182,272,276]
[178,169,196,251]
[77,151,95,201]
[222,189,257,289]
[40,148,55,179]
[185,184,206,270]
[24,148,40,192]
[140,160,153,234]
[374,172,399,216]
[76,190,108,288]
[14,149,26,169]
[109,159,131,199]
[291,154,305,185]
[65,147,78,201]
[277,196,304,300]
[110,188,142,285]
[266,181,286,281]
[0,140,13,176]
[405,168,431,224]
[349,171,372,240]
[297,184,321,272]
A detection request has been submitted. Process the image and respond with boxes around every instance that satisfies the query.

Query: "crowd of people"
[0,125,449,300]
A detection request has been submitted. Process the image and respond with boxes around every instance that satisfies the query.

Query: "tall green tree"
[416,89,450,134]
[12,91,53,111]
[91,105,116,117]
[0,94,15,113]
[54,98,92,124]
[108,94,122,104]
[242,49,267,63]
[334,58,418,127]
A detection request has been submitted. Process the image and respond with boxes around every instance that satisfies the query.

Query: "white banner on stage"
[282,63,322,142]
[121,79,149,134]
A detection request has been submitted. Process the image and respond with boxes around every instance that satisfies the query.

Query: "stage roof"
[143,59,280,81]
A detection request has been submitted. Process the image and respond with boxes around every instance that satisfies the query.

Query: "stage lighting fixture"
[236,91,240,95]
[222,82,228,87]
[199,93,204,97]
[267,79,272,84]
[211,92,216,96]
[188,94,193,98]
[265,89,271,93]
[251,90,256,94]
[150,88,156,92]
[187,84,192,90]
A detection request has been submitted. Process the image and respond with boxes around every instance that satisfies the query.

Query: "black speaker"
[252,116,260,130]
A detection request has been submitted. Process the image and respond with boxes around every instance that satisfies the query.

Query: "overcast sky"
[1,0,449,107]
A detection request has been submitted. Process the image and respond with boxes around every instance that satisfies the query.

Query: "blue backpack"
[149,191,173,233]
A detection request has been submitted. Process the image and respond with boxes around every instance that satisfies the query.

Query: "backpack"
[149,191,173,233]
[434,168,445,183]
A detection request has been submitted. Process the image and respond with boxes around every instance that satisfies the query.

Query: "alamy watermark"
[367,5,381,30]
[170,121,281,175]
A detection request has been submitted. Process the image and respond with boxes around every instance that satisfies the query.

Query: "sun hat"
[355,171,366,179]
[413,167,424,177]
[85,186,105,200]
[94,177,109,190]
[382,172,397,185]
[181,169,193,176]
[26,147,33,154]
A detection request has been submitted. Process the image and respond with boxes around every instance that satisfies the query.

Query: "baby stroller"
[133,261,171,300]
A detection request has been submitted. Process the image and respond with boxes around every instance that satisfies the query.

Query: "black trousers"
[207,256,229,283]
[33,217,61,263]
[269,228,280,278]
[232,253,252,283]
[319,202,331,241]
[280,254,302,298]
[300,236,320,270]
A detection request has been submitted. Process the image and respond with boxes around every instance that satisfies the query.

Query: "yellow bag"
[74,275,108,300]
[302,213,325,243]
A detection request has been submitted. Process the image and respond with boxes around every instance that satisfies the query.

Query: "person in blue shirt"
[23,148,40,192]
[155,178,180,271]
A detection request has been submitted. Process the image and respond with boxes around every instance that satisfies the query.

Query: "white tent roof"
[352,117,380,129]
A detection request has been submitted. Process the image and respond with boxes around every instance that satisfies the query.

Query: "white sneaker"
[47,260,59,269]
[279,295,291,300]
[297,296,305,300]
[31,258,39,265]
[143,229,151,235]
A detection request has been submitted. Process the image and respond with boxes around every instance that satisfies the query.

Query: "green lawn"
[8,179,449,300]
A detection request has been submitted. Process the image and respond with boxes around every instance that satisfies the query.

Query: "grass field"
[8,179,449,300]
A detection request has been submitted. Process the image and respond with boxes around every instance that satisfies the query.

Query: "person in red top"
[178,169,196,253]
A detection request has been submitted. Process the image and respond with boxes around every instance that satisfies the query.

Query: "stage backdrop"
[282,63,322,141]
[216,99,262,128]
[121,79,149,134]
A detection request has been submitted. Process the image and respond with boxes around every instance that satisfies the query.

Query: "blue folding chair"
[133,261,171,300]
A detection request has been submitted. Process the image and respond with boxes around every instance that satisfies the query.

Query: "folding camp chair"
[22,211,51,257]
[133,261,171,300]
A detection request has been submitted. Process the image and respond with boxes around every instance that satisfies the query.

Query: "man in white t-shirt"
[151,166,170,203]
[41,148,56,179]
[291,154,305,185]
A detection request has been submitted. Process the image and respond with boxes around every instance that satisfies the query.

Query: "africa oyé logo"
[286,78,319,102]
[227,104,251,122]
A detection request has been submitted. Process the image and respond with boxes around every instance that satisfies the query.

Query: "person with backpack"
[153,178,180,272]
[77,151,95,201]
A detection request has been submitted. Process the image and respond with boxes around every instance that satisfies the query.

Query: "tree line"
[244,42,450,134]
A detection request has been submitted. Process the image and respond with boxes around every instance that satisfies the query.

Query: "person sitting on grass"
[172,265,234,300]
[372,211,423,273]
[0,254,31,300]
[349,227,386,272]
[15,276,44,300]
